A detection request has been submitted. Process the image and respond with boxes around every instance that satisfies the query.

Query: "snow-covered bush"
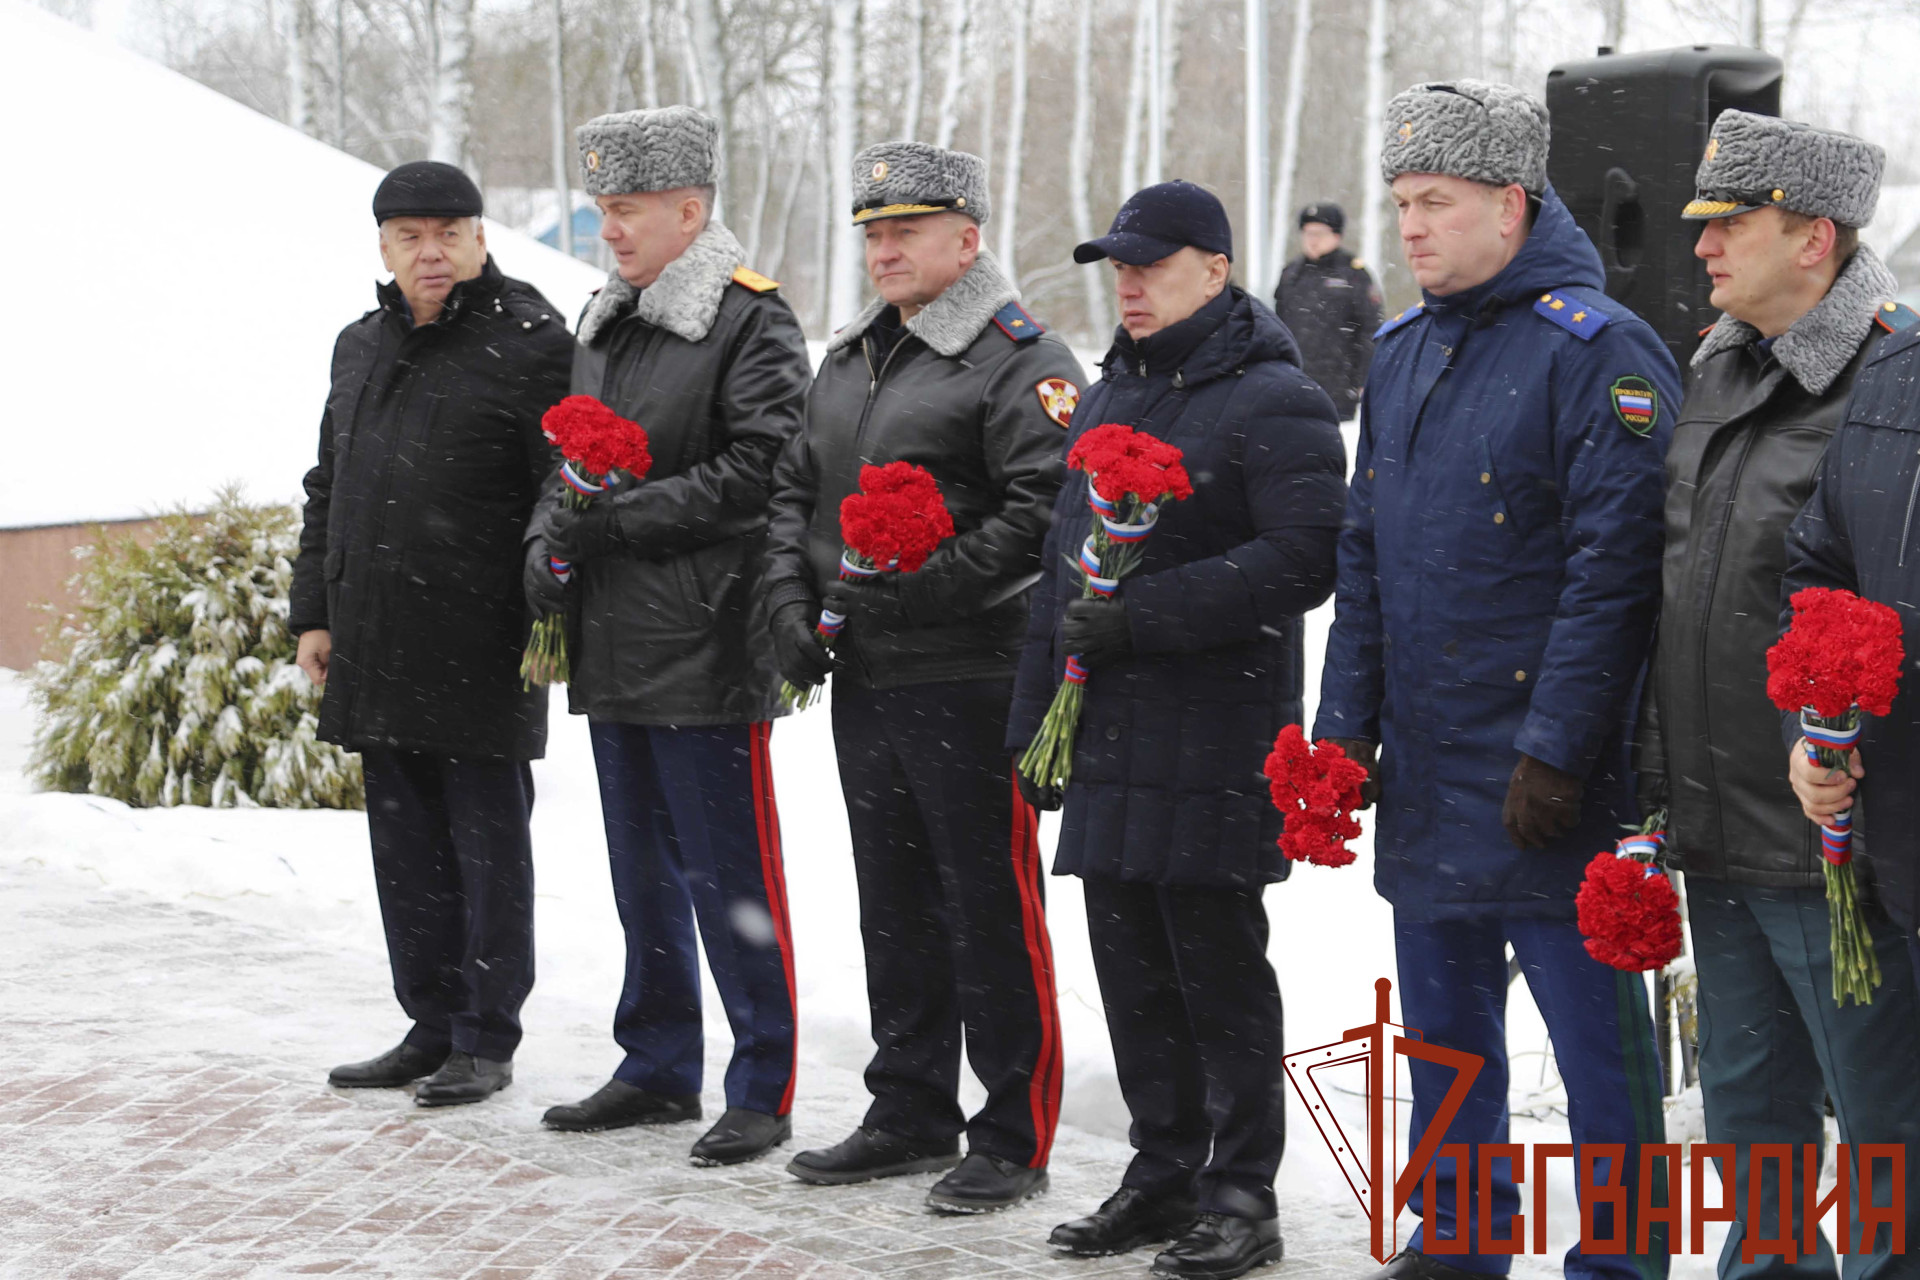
[27,489,363,809]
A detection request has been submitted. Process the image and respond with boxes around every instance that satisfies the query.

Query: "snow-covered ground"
[0,596,1728,1274]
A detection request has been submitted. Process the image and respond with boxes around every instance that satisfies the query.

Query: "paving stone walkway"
[0,862,1374,1279]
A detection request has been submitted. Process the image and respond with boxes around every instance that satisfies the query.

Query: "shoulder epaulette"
[1875,301,1920,334]
[992,300,1045,342]
[731,265,780,293]
[1532,291,1612,341]
[1374,302,1424,339]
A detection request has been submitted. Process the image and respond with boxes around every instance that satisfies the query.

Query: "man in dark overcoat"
[292,161,572,1106]
[1271,202,1381,420]
[1009,180,1345,1280]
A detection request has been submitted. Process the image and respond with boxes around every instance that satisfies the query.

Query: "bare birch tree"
[900,0,925,139]
[1145,0,1163,185]
[638,0,660,108]
[995,0,1031,277]
[282,0,316,134]
[1242,0,1266,293]
[1267,0,1312,285]
[933,0,969,148]
[1068,0,1106,337]
[1357,0,1389,279]
[428,0,474,165]
[549,0,573,256]
[827,0,863,327]
[1119,0,1149,199]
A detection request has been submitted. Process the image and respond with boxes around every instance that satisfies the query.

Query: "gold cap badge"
[871,161,889,181]
[1398,121,1413,143]
[585,150,601,172]
[1704,138,1719,163]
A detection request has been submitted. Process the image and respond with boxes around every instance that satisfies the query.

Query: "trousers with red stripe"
[831,679,1062,1168]
[587,720,797,1116]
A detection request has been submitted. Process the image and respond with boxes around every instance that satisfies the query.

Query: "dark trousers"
[1082,877,1285,1219]
[1689,878,1920,1280]
[588,720,797,1115]
[360,747,536,1062]
[831,679,1062,1167]
[1394,913,1670,1280]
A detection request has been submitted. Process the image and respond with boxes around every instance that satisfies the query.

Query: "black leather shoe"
[690,1108,792,1166]
[1050,1186,1199,1256]
[1362,1249,1486,1280]
[542,1079,702,1132]
[328,1041,447,1089]
[413,1052,512,1108]
[1152,1212,1283,1279]
[926,1152,1049,1213]
[785,1126,961,1186]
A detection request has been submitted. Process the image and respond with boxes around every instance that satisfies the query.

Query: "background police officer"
[528,106,811,1167]
[1315,81,1680,1280]
[764,141,1081,1212]
[1271,202,1381,421]
[294,161,571,1106]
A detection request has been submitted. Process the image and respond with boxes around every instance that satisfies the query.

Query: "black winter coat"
[1272,247,1381,421]
[765,251,1084,689]
[290,258,572,760]
[1781,311,1920,932]
[536,226,812,726]
[1008,288,1347,887]
[1640,250,1906,888]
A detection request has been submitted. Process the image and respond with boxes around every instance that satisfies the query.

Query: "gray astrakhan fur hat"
[577,105,719,197]
[851,141,990,226]
[1682,109,1883,227]
[1379,79,1549,193]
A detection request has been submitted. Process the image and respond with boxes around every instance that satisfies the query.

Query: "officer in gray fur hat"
[765,141,1083,1211]
[528,104,813,1168]
[1317,78,1681,1280]
[1648,107,1920,1267]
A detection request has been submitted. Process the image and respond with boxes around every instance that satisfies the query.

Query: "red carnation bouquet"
[1263,725,1367,867]
[1020,424,1193,792]
[1766,586,1905,1005]
[521,395,654,688]
[779,461,955,711]
[1576,814,1684,972]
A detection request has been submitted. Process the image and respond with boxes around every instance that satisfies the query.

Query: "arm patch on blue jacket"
[992,301,1045,342]
[1374,302,1424,339]
[1533,292,1612,340]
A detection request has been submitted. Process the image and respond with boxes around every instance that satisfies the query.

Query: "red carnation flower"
[541,395,654,480]
[1263,725,1367,868]
[1068,423,1194,505]
[1575,849,1683,972]
[839,462,956,574]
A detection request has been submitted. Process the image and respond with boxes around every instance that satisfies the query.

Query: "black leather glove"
[770,600,833,689]
[539,500,625,566]
[824,576,919,632]
[1015,758,1063,812]
[1502,753,1585,850]
[1326,738,1381,810]
[523,538,568,615]
[1062,595,1133,668]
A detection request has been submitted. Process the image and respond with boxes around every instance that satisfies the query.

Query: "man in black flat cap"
[292,159,572,1107]
[1271,202,1380,421]
[1012,179,1344,1279]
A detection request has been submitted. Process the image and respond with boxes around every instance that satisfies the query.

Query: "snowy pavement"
[0,665,1721,1277]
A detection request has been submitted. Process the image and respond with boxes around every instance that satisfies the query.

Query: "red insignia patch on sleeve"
[1036,378,1079,429]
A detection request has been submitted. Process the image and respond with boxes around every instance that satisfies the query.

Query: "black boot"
[328,1040,447,1089]
[785,1127,961,1186]
[1151,1212,1283,1279]
[1050,1186,1199,1256]
[413,1052,513,1108]
[542,1080,702,1132]
[926,1152,1049,1213]
[691,1108,792,1166]
[1363,1250,1488,1280]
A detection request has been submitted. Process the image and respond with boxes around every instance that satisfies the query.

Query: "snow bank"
[0,0,603,530]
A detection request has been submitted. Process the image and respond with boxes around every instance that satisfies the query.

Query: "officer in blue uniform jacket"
[1314,81,1679,1280]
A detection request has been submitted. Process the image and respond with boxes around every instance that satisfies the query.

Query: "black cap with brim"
[373,160,484,224]
[1073,231,1187,265]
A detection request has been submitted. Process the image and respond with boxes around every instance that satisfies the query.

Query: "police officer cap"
[1075,181,1234,265]
[1298,203,1345,235]
[1681,109,1883,226]
[851,141,990,226]
[372,161,484,223]
[576,105,719,198]
[1379,79,1549,193]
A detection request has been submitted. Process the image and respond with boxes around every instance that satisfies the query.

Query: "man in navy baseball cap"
[1073,179,1234,267]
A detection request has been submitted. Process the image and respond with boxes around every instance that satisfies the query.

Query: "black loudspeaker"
[1547,45,1782,365]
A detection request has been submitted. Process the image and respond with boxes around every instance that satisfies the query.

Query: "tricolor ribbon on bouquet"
[1576,815,1684,973]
